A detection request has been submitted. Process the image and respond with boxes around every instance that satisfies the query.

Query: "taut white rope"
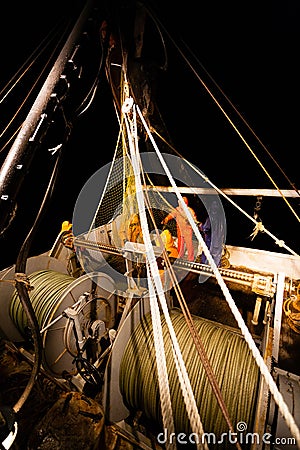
[124,102,208,449]
[136,104,300,448]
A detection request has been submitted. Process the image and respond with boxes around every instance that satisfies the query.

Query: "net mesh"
[75,68,213,270]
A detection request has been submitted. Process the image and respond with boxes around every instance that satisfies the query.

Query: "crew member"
[161,196,199,261]
[60,221,74,250]
[158,226,179,259]
[120,213,144,245]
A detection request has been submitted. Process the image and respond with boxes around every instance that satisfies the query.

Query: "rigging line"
[123,107,176,449]
[146,267,177,450]
[80,3,130,116]
[149,14,300,223]
[0,21,73,141]
[150,225,241,447]
[180,39,300,198]
[76,84,98,117]
[151,127,300,257]
[181,59,300,225]
[0,60,36,106]
[127,106,208,449]
[0,125,21,155]
[0,59,52,140]
[0,77,43,141]
[105,34,130,123]
[138,1,168,71]
[136,106,300,446]
[76,64,102,117]
[148,267,208,450]
[168,256,242,445]
[0,17,70,104]
[13,148,63,414]
[140,117,241,448]
[76,21,107,117]
[126,107,185,438]
[135,105,231,445]
[185,158,299,257]
[142,163,230,413]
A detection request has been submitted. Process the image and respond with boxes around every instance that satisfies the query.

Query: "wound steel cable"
[10,270,75,337]
[120,309,259,444]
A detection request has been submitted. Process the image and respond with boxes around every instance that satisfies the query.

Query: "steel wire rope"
[150,125,299,257]
[0,125,22,157]
[136,105,300,445]
[136,126,246,446]
[180,40,300,199]
[146,5,300,224]
[120,310,259,444]
[10,270,75,337]
[0,16,73,146]
[136,105,249,444]
[183,156,299,257]
[0,17,70,105]
[75,11,110,117]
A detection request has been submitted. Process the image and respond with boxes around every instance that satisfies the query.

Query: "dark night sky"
[0,1,299,266]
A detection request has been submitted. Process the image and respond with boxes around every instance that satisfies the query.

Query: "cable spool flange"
[9,270,116,377]
[104,303,260,442]
[0,255,68,341]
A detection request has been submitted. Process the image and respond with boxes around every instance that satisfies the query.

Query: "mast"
[0,0,95,233]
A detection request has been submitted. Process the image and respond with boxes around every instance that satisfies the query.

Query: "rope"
[120,310,259,442]
[182,159,299,257]
[283,296,300,334]
[148,15,300,222]
[135,105,242,447]
[124,107,177,449]
[136,105,300,447]
[124,104,208,449]
[150,124,300,257]
[10,270,75,337]
[169,265,242,446]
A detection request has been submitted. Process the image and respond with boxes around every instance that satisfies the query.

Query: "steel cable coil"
[120,308,259,442]
[10,270,75,337]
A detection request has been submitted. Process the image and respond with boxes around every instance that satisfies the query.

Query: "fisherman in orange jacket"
[161,196,199,261]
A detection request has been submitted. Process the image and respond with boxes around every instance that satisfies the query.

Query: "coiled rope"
[10,270,75,337]
[120,309,259,441]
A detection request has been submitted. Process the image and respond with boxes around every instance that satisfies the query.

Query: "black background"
[0,0,299,268]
